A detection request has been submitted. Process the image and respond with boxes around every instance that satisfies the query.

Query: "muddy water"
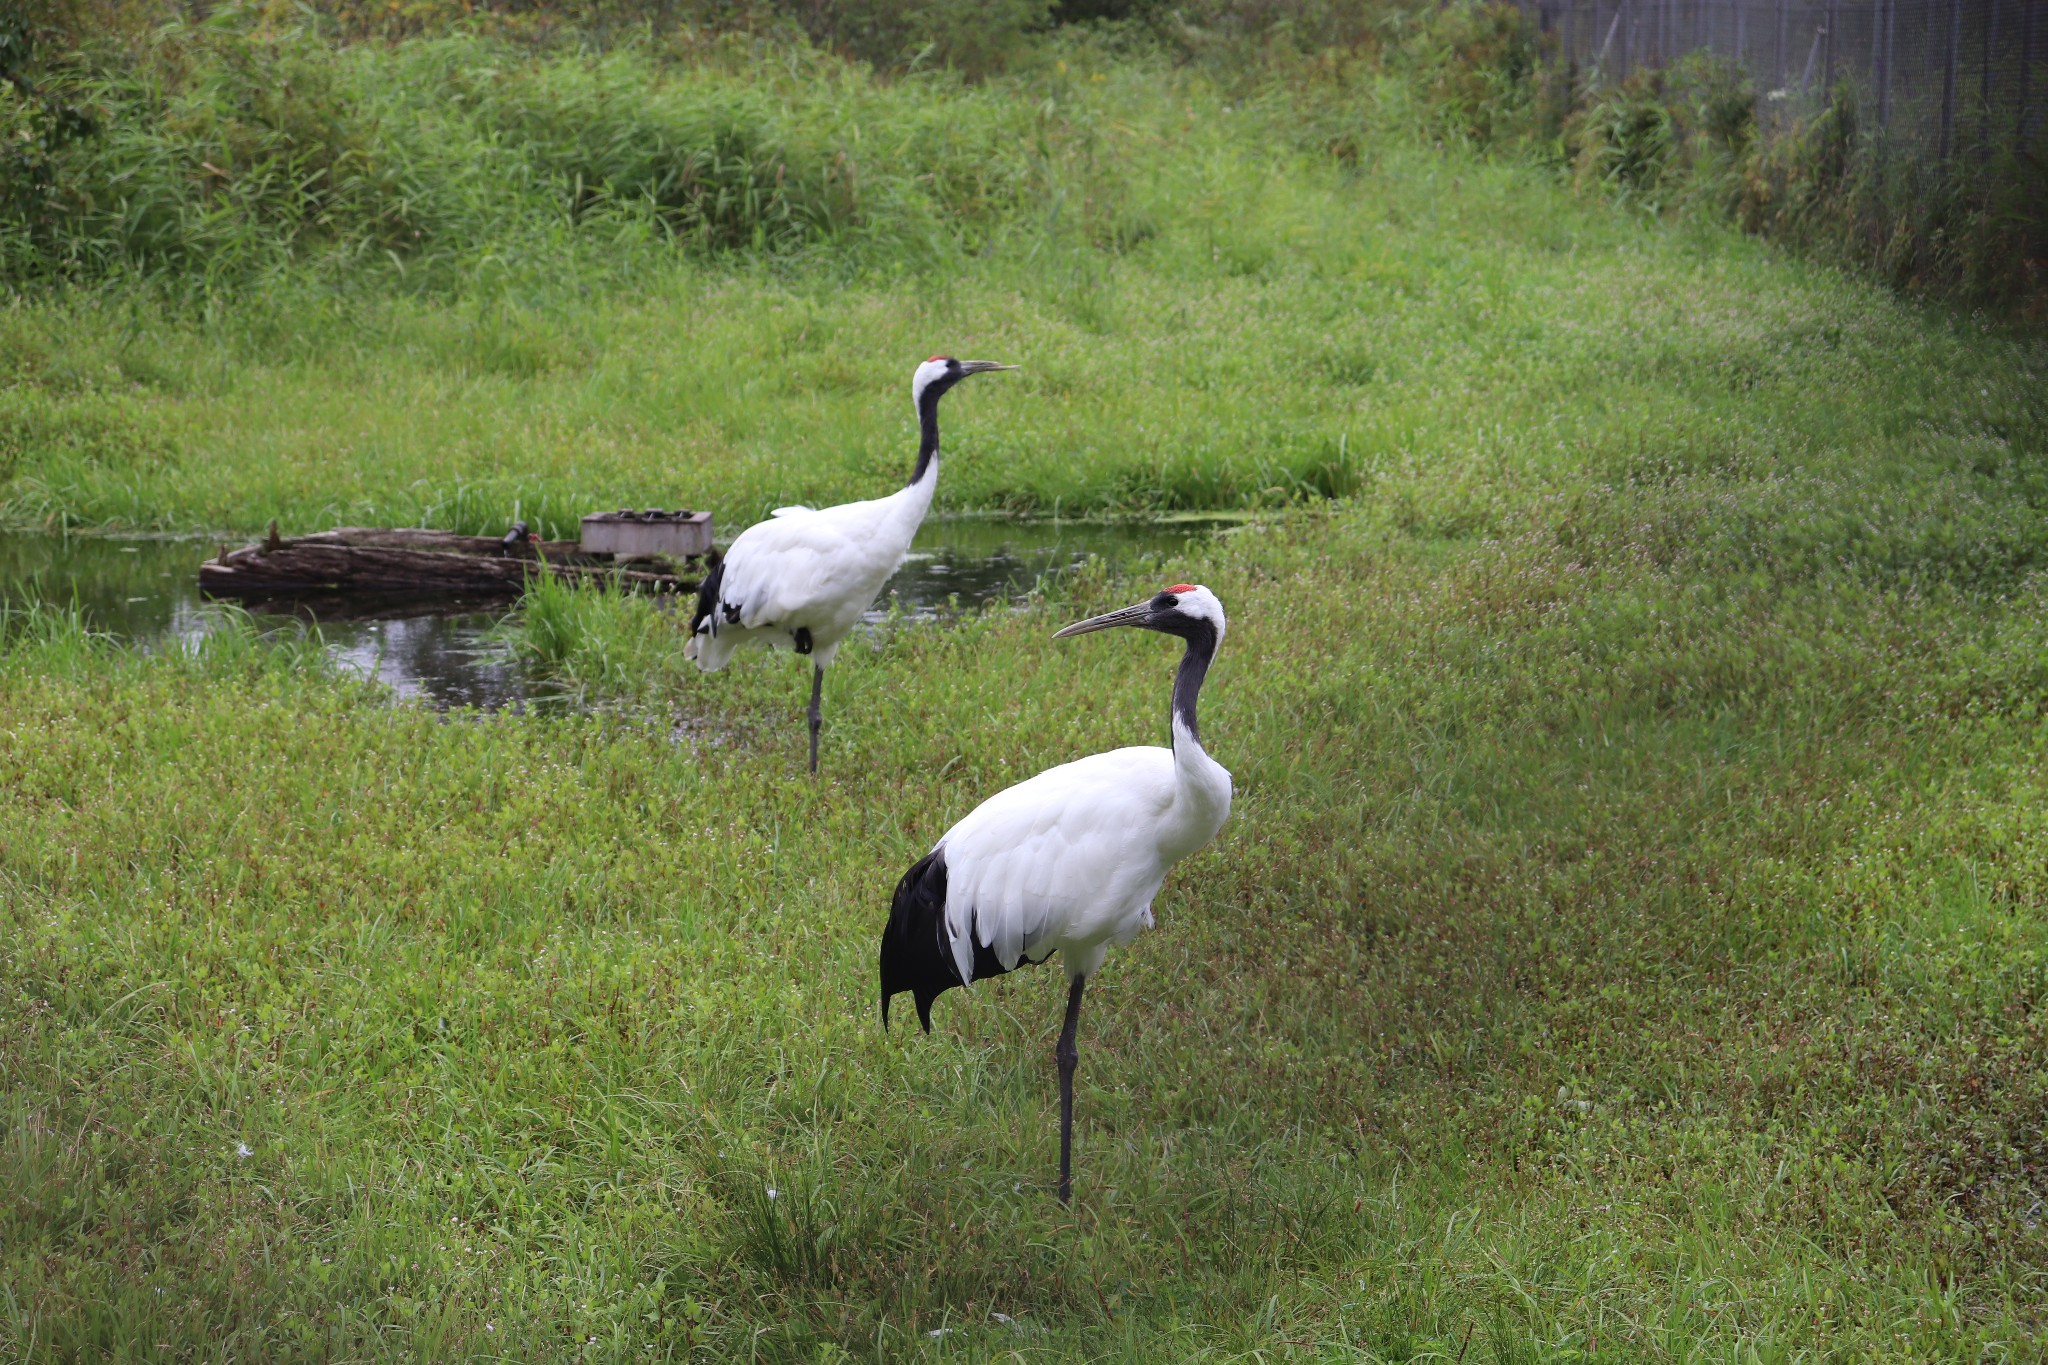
[0,517,1233,711]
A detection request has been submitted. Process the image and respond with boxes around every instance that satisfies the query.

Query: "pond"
[0,517,1235,712]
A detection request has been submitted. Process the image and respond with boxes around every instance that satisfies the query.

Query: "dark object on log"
[199,525,703,600]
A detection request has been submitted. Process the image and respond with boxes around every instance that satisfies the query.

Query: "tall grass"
[2,14,1095,290]
[0,27,1490,529]
[514,565,689,700]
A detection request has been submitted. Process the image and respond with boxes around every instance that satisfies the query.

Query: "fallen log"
[199,524,702,600]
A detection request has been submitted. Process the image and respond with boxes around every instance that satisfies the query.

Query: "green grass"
[6,19,2048,1363]
[0,28,1835,534]
[8,482,2048,1359]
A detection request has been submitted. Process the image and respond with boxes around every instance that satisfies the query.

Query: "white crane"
[686,356,1014,772]
[880,584,1232,1203]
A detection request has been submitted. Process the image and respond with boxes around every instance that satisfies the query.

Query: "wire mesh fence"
[1509,0,2045,164]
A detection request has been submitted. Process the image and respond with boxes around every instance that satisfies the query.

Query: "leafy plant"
[1392,0,1536,147]
[1566,71,1680,207]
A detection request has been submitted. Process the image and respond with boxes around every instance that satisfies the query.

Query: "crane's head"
[912,355,1015,411]
[1054,583,1226,646]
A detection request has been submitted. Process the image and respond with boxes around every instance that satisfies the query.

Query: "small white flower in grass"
[236,1142,254,1159]
[765,1187,778,1201]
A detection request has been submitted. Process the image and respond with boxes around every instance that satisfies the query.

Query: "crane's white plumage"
[686,485,927,670]
[880,583,1232,1202]
[940,725,1231,984]
[686,356,1012,770]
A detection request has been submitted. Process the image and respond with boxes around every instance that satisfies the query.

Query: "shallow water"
[0,518,1230,711]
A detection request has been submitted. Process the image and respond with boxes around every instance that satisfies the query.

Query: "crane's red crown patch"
[927,355,946,362]
[1165,584,1197,594]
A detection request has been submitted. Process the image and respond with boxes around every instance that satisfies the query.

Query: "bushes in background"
[1407,2,2045,313]
[0,9,1085,287]
[3,0,2042,312]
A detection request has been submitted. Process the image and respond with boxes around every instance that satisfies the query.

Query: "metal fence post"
[1776,0,1788,92]
[1879,0,1893,127]
[2021,0,2036,150]
[1980,0,1999,160]
[1823,0,1836,98]
[1939,0,1959,160]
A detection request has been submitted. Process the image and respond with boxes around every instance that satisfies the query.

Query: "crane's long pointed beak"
[1053,601,1150,638]
[959,360,1017,375]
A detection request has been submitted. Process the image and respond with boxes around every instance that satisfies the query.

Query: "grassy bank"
[4,155,2048,1360]
[16,18,2037,536]
[0,30,1500,529]
[9,432,2048,1358]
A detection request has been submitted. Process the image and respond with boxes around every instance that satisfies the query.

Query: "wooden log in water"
[297,528,586,557]
[198,528,701,599]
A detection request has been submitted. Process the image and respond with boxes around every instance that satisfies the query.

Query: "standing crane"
[880,584,1233,1203]
[686,356,1014,773]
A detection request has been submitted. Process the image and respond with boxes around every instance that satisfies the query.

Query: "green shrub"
[1409,1,2042,311]
[1730,84,2048,305]
[1566,72,1679,206]
[463,53,860,253]
[1548,56,1756,212]
[0,11,1086,288]
[802,0,1056,76]
[1390,0,1536,147]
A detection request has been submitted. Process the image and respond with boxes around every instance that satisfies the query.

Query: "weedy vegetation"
[3,1,2048,1361]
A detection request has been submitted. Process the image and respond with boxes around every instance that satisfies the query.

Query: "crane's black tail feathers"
[688,548,725,639]
[880,847,1010,1033]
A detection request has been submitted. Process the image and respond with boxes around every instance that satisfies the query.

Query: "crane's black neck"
[910,377,957,486]
[1169,621,1218,747]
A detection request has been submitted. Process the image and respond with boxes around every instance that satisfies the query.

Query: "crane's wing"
[936,747,1180,985]
[715,504,896,628]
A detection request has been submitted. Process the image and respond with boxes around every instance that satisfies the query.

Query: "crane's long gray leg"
[1056,973,1087,1205]
[807,663,824,775]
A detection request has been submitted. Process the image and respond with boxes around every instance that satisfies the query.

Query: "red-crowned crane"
[685,356,1014,773]
[880,584,1232,1203]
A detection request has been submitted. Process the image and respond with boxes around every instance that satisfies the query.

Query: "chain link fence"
[1511,0,2044,164]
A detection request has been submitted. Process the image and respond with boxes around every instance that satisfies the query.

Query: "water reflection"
[0,517,1232,711]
